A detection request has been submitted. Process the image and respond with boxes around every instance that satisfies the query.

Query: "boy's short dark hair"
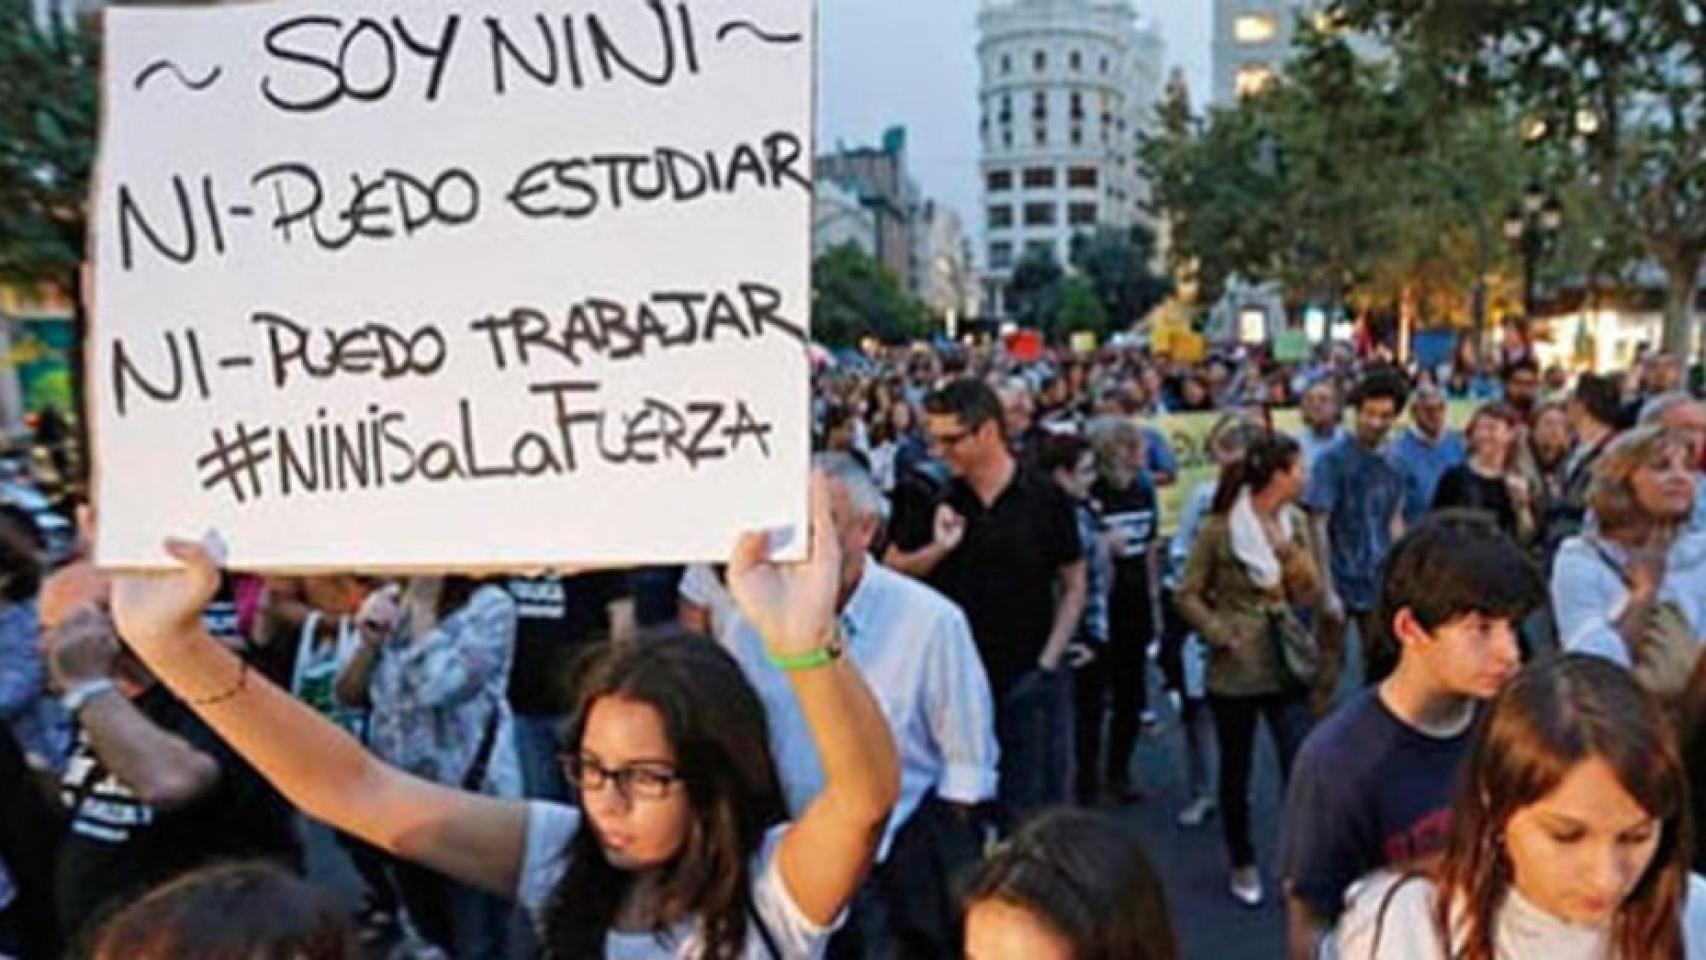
[924,378,1004,434]
[1573,372,1625,427]
[1375,510,1543,649]
[1347,367,1409,415]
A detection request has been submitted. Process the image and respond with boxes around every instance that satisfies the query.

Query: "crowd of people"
[2,332,1706,959]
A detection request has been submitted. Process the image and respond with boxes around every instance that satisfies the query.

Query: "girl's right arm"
[728,473,900,928]
[106,549,531,898]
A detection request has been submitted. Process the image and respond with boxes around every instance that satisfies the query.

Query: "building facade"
[817,128,923,293]
[1211,0,1380,104]
[914,201,978,322]
[976,0,1165,318]
[812,177,879,260]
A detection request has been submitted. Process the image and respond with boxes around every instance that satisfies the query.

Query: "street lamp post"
[1503,180,1564,319]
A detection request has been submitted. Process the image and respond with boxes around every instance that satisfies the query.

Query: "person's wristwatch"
[60,678,118,716]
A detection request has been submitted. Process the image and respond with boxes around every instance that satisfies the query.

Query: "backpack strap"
[747,895,782,960]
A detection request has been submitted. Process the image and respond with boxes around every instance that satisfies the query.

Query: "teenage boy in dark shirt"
[1279,511,1543,960]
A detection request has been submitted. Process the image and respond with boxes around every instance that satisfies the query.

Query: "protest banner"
[1152,400,1476,536]
[92,0,814,570]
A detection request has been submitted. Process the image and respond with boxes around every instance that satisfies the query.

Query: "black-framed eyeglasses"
[928,428,976,450]
[560,753,681,802]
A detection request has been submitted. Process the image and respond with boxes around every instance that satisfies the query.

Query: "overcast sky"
[817,1,1211,229]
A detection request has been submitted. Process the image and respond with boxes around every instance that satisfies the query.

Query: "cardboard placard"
[92,0,814,570]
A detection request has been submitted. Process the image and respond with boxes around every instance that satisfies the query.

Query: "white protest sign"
[93,0,813,570]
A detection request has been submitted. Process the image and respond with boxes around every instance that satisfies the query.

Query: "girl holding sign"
[94,472,899,959]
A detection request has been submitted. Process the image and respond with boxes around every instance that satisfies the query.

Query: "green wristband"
[767,646,841,672]
[767,625,845,672]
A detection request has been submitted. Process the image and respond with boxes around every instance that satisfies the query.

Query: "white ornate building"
[976,0,1164,318]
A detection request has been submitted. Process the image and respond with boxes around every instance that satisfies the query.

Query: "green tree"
[1067,225,1173,335]
[1004,248,1065,334]
[0,0,94,285]
[1337,0,1706,356]
[1142,25,1541,349]
[1142,75,1288,309]
[1051,276,1108,341]
[811,243,930,347]
[1143,29,1392,331]
[0,0,97,476]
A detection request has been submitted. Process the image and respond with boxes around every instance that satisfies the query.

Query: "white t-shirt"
[1333,870,1706,960]
[515,801,834,959]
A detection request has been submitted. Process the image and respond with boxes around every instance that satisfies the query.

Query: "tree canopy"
[1334,0,1706,354]
[1141,24,1543,344]
[812,243,933,347]
[0,0,96,289]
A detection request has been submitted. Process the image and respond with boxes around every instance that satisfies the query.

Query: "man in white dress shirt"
[681,453,999,958]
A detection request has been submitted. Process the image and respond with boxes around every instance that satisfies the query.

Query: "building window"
[987,169,1013,192]
[1236,63,1278,98]
[1070,49,1082,71]
[1234,13,1279,44]
[1025,240,1055,261]
[1032,91,1048,120]
[1003,130,1013,148]
[1070,127,1083,146]
[1034,50,1047,72]
[1099,55,1109,74]
[1022,166,1056,189]
[1068,202,1098,226]
[1067,166,1099,188]
[987,205,1013,228]
[989,241,1013,269]
[1035,126,1047,146]
[1070,91,1084,120]
[999,94,1012,123]
[1001,54,1012,74]
[1023,202,1057,226]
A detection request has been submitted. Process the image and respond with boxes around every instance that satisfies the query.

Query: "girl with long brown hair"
[73,473,898,959]
[1335,655,1706,959]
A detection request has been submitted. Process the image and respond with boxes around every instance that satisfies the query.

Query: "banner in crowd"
[1153,400,1477,536]
[92,0,813,569]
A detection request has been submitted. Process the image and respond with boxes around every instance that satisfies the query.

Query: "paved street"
[1119,689,1288,960]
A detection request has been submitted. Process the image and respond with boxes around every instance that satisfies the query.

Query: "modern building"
[817,128,924,292]
[913,201,978,322]
[1211,0,1381,104]
[976,0,1165,318]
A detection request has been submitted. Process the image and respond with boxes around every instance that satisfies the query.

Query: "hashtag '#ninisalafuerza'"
[196,423,274,504]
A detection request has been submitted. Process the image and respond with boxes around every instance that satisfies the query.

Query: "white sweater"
[1552,530,1706,668]
[1333,871,1706,960]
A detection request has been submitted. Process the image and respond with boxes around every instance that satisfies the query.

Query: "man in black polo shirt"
[885,378,1086,823]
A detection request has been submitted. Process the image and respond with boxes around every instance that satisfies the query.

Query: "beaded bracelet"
[186,656,249,707]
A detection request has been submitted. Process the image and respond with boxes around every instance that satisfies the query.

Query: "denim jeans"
[997,668,1075,827]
